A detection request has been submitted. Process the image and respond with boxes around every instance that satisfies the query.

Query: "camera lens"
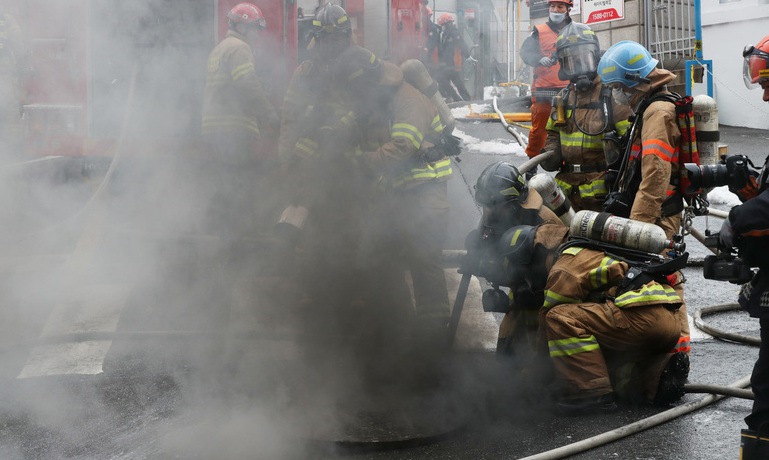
[684,163,729,192]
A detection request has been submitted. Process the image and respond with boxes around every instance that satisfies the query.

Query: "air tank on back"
[401,59,455,132]
[529,173,575,225]
[692,94,720,167]
[570,210,683,253]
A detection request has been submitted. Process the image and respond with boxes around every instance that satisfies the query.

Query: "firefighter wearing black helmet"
[540,22,632,212]
[331,45,453,345]
[278,3,354,163]
[471,161,564,354]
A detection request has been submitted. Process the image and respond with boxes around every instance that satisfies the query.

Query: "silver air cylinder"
[693,94,719,166]
[401,59,455,133]
[570,210,679,253]
[529,173,575,225]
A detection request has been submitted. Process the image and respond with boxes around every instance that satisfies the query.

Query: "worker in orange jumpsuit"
[520,0,572,177]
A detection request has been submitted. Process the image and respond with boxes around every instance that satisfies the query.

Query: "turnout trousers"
[543,302,681,401]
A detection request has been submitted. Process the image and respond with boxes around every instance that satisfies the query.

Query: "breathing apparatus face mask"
[507,245,549,291]
[558,43,598,88]
[549,12,566,24]
[575,76,593,92]
[602,130,623,167]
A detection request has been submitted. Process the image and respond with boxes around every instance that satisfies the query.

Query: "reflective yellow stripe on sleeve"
[392,157,452,188]
[392,123,424,149]
[589,255,620,289]
[231,62,255,81]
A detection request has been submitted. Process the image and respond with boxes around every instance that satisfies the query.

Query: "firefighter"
[332,45,453,345]
[434,13,470,102]
[201,3,280,241]
[540,22,632,212]
[726,33,769,459]
[470,161,565,355]
[597,39,691,369]
[278,3,353,163]
[420,6,440,66]
[540,233,687,414]
[0,9,26,164]
[520,0,572,169]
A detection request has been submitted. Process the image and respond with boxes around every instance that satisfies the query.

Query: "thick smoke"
[0,2,534,459]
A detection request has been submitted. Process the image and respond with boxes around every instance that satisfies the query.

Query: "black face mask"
[506,244,550,291]
[575,75,594,92]
[526,245,551,291]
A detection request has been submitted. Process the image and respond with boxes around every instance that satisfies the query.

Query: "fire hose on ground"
[493,95,529,148]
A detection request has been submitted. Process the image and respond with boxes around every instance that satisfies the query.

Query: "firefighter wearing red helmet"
[421,6,440,65]
[520,0,572,172]
[429,12,470,102]
[201,2,280,240]
[729,33,769,460]
[743,35,769,101]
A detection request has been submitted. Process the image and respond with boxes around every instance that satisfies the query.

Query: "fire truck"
[11,0,426,160]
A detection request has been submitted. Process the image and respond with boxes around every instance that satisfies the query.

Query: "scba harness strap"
[605,91,701,218]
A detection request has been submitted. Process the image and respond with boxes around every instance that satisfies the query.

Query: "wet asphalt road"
[0,117,768,459]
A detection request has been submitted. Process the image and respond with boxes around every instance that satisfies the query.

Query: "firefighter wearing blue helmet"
[596,40,691,392]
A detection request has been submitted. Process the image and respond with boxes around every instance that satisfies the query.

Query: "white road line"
[447,269,499,351]
[17,284,130,379]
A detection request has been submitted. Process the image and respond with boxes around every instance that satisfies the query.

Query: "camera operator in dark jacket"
[719,33,769,460]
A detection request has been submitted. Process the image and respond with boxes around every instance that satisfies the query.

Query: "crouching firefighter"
[492,211,689,415]
[463,161,565,357]
[541,211,690,414]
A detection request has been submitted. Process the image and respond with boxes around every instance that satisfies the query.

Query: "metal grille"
[645,0,696,62]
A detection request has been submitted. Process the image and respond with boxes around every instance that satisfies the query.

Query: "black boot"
[555,393,617,416]
[653,352,690,406]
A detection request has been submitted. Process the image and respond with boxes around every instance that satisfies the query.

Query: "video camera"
[683,154,757,194]
[700,231,754,284]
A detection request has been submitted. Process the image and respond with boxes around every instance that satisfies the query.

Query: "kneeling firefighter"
[465,161,565,355]
[540,22,632,212]
[495,211,689,414]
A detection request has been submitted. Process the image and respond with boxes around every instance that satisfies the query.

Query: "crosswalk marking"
[17,284,130,379]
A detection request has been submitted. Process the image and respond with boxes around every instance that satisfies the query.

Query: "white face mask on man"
[549,12,566,23]
[612,86,636,105]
